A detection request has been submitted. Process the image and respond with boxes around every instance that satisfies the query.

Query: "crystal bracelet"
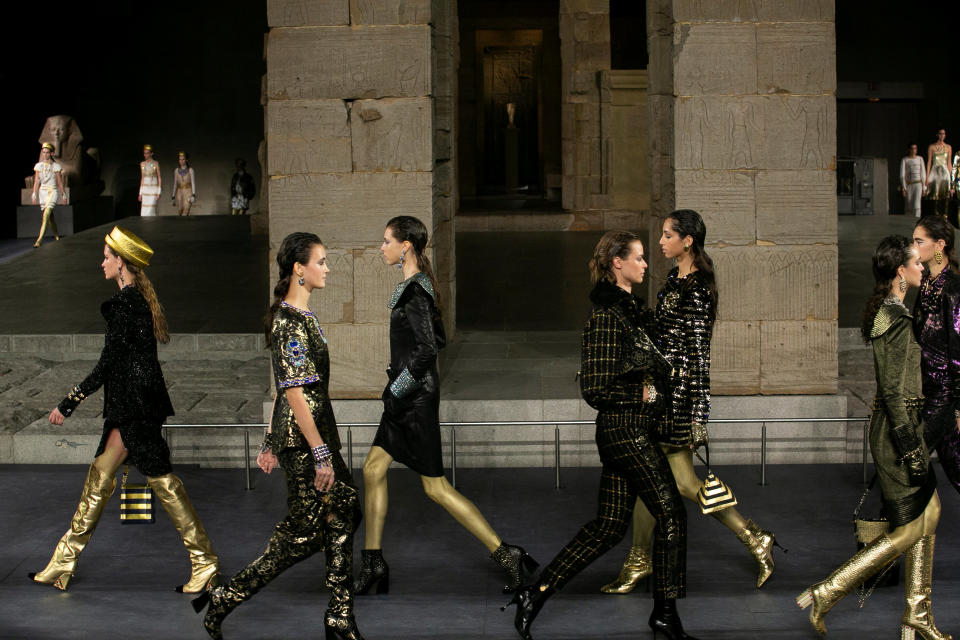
[312,444,332,468]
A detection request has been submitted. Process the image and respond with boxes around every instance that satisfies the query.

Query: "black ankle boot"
[192,586,232,640]
[325,614,365,640]
[354,549,389,595]
[649,597,699,640]
[501,582,554,640]
[491,542,540,593]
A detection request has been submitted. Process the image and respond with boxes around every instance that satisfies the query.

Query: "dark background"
[2,0,266,231]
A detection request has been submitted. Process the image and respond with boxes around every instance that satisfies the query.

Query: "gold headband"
[41,142,54,151]
[143,144,153,151]
[105,226,153,268]
[178,151,186,157]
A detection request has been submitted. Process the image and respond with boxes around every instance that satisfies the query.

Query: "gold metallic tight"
[35,206,59,246]
[362,445,501,552]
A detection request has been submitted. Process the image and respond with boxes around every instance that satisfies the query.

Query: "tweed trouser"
[541,417,686,598]
[214,449,360,626]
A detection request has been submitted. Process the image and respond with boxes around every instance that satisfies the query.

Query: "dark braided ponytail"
[667,209,718,327]
[264,232,322,346]
[860,234,913,343]
[386,216,442,316]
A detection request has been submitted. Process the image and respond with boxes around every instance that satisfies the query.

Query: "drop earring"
[900,278,907,293]
[935,250,943,265]
[683,244,690,251]
[298,273,305,286]
[398,249,406,271]
[118,266,124,286]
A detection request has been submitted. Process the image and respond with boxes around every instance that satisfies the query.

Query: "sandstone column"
[265,0,456,398]
[648,1,838,394]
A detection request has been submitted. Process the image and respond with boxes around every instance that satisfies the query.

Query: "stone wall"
[648,0,838,394]
[264,0,457,398]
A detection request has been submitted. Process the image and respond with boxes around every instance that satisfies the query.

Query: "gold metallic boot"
[600,545,652,594]
[796,533,900,635]
[148,474,220,593]
[30,463,117,590]
[736,519,778,588]
[902,535,952,640]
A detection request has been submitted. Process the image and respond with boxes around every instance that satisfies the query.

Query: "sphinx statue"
[23,115,104,204]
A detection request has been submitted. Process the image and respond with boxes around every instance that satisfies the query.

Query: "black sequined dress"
[57,286,175,476]
[373,273,446,477]
[653,268,713,447]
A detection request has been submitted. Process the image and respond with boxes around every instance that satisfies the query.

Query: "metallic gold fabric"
[32,463,117,590]
[105,225,153,268]
[205,449,360,633]
[902,535,952,640]
[147,473,219,593]
[796,534,899,635]
[269,304,341,454]
[654,269,712,447]
[736,519,776,588]
[600,545,652,594]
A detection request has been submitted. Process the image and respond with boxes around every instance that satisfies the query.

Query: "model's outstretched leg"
[30,429,126,590]
[35,206,55,247]
[147,473,220,593]
[355,446,392,595]
[324,488,365,640]
[421,474,538,592]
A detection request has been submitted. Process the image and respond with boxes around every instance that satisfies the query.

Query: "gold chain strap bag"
[694,446,737,514]
[120,465,154,525]
[852,473,898,603]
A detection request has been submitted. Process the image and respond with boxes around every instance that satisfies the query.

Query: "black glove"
[891,423,927,486]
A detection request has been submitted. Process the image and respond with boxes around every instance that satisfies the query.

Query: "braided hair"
[264,232,322,346]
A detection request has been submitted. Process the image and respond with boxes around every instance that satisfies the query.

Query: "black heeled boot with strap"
[354,549,389,595]
[501,582,555,640]
[492,542,539,593]
[649,598,699,640]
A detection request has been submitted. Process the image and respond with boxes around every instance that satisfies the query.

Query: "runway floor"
[2,463,959,639]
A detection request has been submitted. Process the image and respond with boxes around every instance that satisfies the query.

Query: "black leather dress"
[57,286,175,475]
[373,273,446,477]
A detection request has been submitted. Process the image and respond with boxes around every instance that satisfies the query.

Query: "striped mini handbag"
[120,465,154,525]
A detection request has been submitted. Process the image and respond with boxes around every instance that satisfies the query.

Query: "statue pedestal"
[16,196,114,239]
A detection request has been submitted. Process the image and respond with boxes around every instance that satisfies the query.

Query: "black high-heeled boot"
[501,583,554,640]
[325,615,365,640]
[354,549,389,595]
[648,597,699,640]
[192,586,232,640]
[492,542,540,593]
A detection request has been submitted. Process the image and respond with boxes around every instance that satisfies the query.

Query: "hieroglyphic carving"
[267,26,430,100]
[267,0,349,27]
[755,170,836,244]
[267,100,351,175]
[725,101,761,169]
[353,249,400,324]
[351,98,431,171]
[674,23,756,96]
[675,170,755,244]
[757,24,835,95]
[677,97,763,170]
[308,249,354,325]
[349,0,431,24]
[763,96,835,170]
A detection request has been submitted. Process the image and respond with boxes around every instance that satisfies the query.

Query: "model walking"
[172,151,195,215]
[356,216,536,596]
[30,141,65,247]
[902,143,927,218]
[797,234,950,639]
[139,144,162,216]
[602,210,779,595]
[925,129,954,218]
[504,231,696,640]
[913,215,960,494]
[30,226,219,593]
[192,232,363,640]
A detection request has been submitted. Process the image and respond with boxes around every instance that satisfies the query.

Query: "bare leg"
[361,446,392,549]
[421,475,501,552]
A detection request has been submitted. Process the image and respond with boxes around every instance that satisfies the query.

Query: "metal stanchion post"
[347,426,354,478]
[760,423,767,486]
[451,427,457,488]
[244,430,252,490]
[554,425,561,490]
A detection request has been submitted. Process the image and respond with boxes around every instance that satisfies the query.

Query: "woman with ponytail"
[602,209,781,595]
[913,215,960,496]
[797,235,948,640]
[31,226,219,596]
[356,216,538,598]
[194,232,364,640]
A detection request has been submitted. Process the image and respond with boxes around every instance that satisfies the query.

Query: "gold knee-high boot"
[796,533,900,635]
[735,519,779,588]
[147,474,220,593]
[600,545,652,594]
[902,535,952,640]
[34,207,58,247]
[30,463,117,590]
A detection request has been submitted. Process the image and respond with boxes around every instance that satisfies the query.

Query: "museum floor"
[3,463,959,639]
